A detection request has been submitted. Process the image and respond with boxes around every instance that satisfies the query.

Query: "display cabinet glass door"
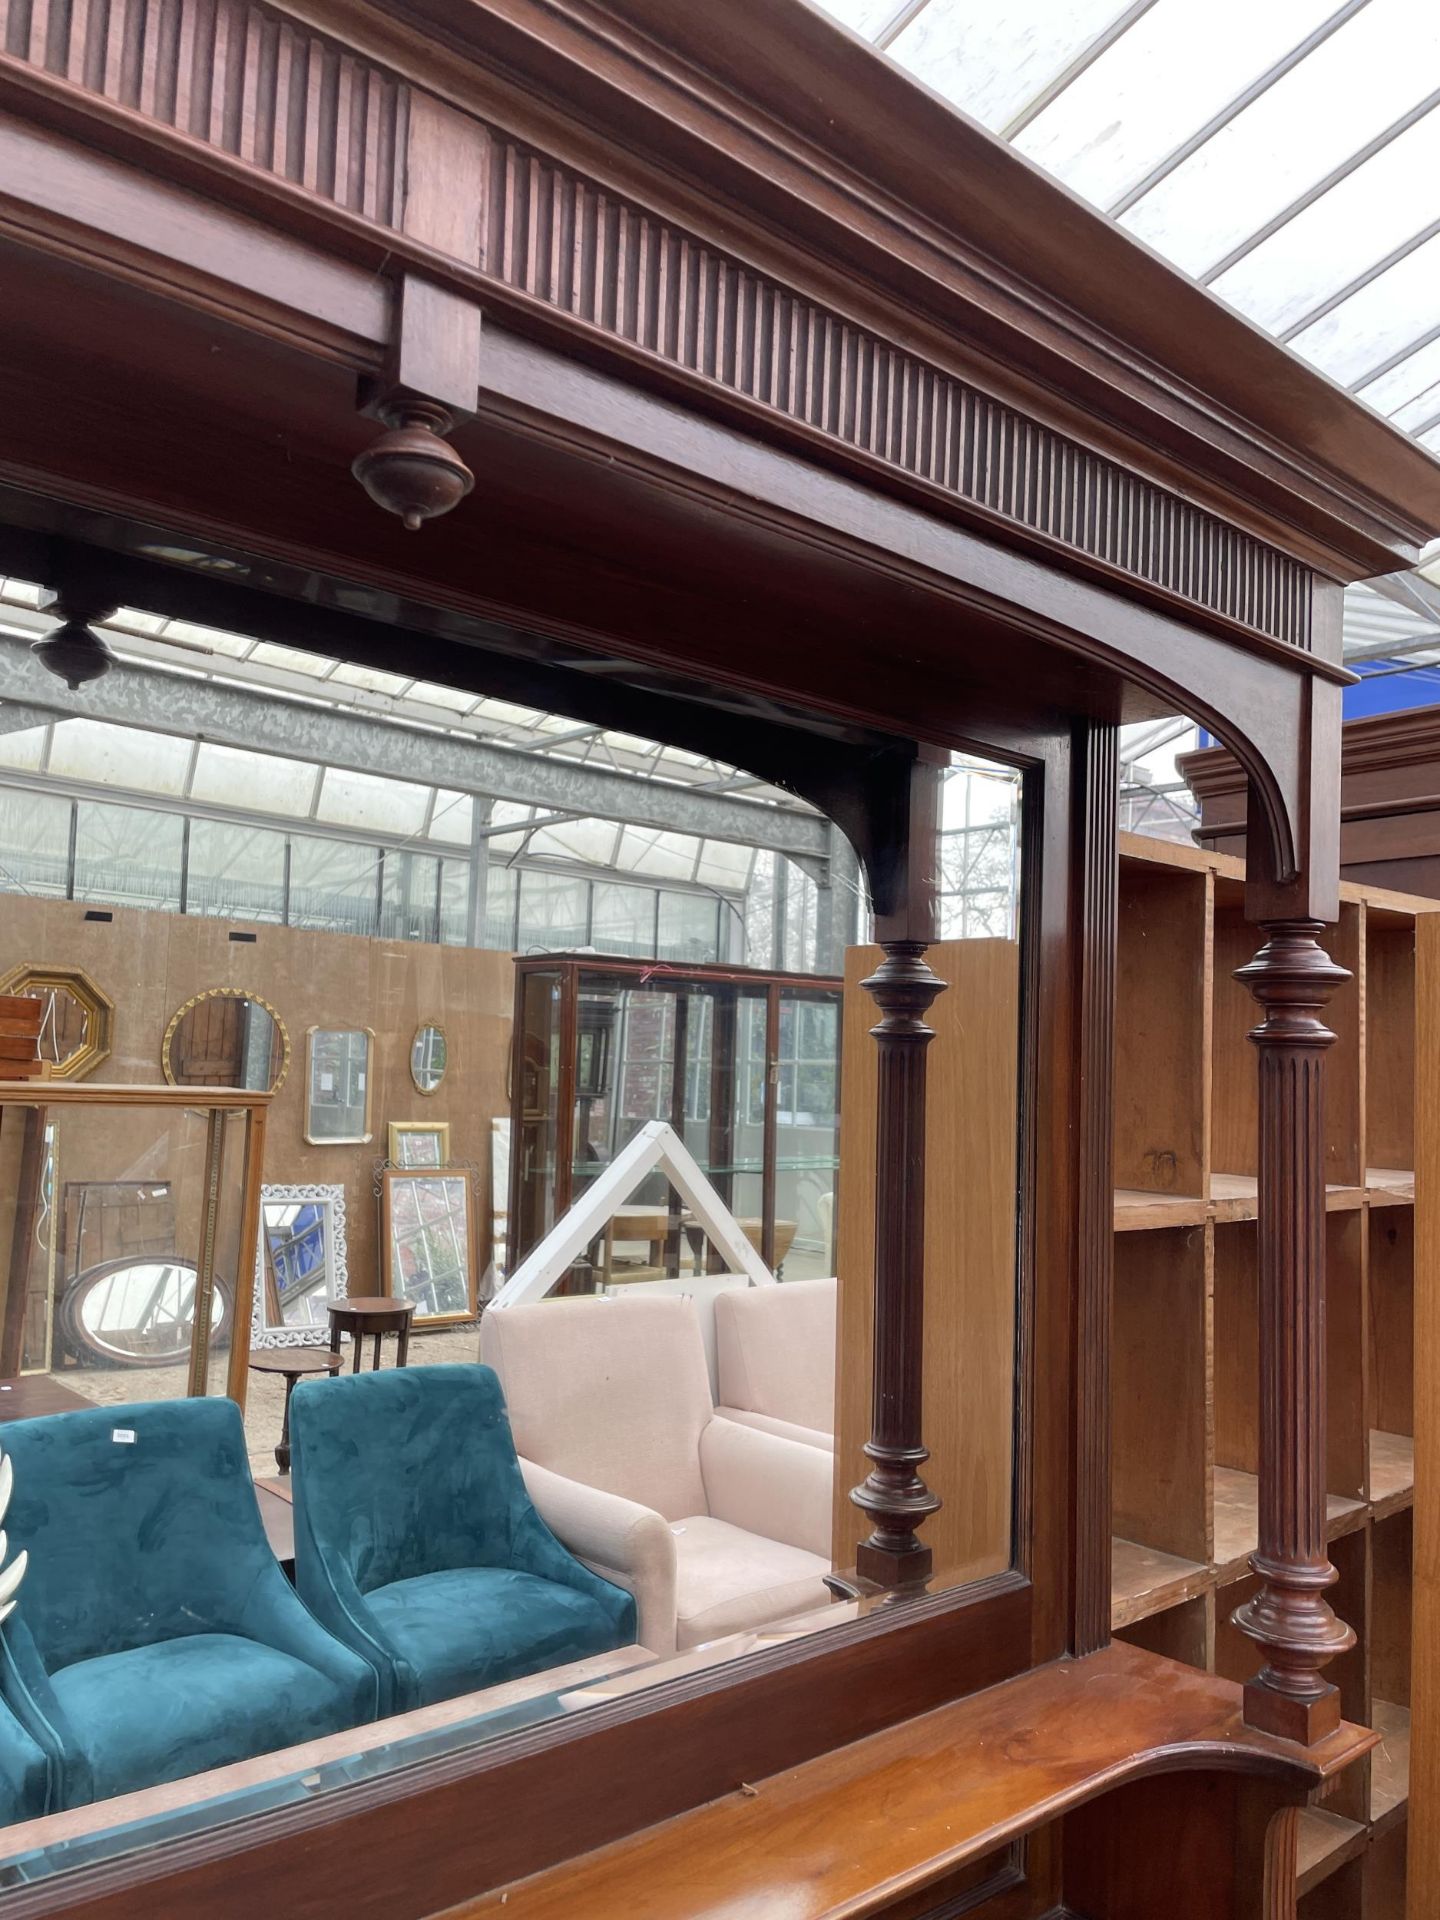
[509,959,841,1285]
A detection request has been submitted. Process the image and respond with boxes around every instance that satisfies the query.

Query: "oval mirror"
[410,1023,448,1095]
[62,1258,229,1366]
[162,989,290,1093]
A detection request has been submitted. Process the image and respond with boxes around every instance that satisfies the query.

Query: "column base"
[854,1539,933,1589]
[1242,1675,1341,1744]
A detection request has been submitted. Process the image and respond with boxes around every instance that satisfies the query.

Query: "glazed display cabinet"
[508,956,841,1283]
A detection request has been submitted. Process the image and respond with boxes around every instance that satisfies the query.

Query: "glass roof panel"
[1285,227,1440,383]
[314,766,431,836]
[1394,380,1440,434]
[1209,108,1440,335]
[406,681,483,714]
[1120,1,1440,276]
[615,827,701,880]
[246,642,338,677]
[1013,0,1335,211]
[821,0,909,37]
[528,818,622,864]
[47,718,193,795]
[191,743,320,816]
[150,619,255,659]
[325,662,415,696]
[696,842,757,887]
[886,0,1133,133]
[1355,333,1440,412]
[427,790,475,845]
[1422,425,1440,454]
[0,724,48,772]
[0,578,50,610]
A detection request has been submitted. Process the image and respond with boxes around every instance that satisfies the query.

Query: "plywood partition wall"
[832,939,1018,1582]
[0,895,515,1293]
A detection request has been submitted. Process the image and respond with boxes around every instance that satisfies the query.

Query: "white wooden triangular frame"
[490,1120,775,1309]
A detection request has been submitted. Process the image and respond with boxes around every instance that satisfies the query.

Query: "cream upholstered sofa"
[714,1277,836,1451]
[479,1294,833,1654]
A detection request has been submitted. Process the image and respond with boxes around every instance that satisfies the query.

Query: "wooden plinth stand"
[1234,922,1356,1742]
[849,940,946,1588]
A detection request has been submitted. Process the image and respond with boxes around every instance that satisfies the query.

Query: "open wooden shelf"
[1210,1468,1365,1581]
[1370,1701,1411,1830]
[1113,1188,1207,1231]
[1109,837,1426,1916]
[1110,1538,1208,1629]
[1369,1431,1414,1515]
[1297,1808,1368,1898]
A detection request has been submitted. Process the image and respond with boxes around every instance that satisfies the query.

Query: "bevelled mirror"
[410,1023,448,1095]
[162,989,290,1092]
[251,1184,348,1348]
[0,963,115,1079]
[305,1028,375,1144]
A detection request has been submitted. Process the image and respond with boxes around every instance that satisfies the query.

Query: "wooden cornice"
[0,0,1435,635]
[1185,704,1440,802]
[351,0,1440,581]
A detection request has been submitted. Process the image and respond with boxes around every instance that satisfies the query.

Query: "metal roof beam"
[0,639,829,862]
[0,702,54,737]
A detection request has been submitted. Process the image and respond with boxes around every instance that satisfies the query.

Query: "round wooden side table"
[327,1296,416,1374]
[247,1347,346,1472]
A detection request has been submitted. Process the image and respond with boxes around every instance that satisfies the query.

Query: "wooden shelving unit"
[1110,832,1427,1915]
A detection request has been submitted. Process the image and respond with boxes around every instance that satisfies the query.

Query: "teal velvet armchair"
[0,1691,48,1826]
[0,1399,376,1808]
[290,1365,637,1714]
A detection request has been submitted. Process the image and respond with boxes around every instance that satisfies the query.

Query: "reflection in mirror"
[305,1028,374,1144]
[410,1023,448,1094]
[388,1120,450,1169]
[60,1258,228,1367]
[380,1169,476,1324]
[252,1184,348,1347]
[163,989,289,1092]
[0,963,115,1079]
[0,742,1028,1887]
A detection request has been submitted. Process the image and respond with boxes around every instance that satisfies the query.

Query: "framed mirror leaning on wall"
[251,1184,349,1350]
[379,1167,476,1326]
[305,1028,375,1145]
[388,1120,451,1169]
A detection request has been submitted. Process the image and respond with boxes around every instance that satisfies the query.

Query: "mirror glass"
[381,1171,474,1324]
[66,1258,226,1366]
[165,992,287,1091]
[253,1185,347,1343]
[410,1023,448,1094]
[305,1029,373,1144]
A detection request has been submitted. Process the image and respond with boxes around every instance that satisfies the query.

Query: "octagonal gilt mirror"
[0,963,115,1079]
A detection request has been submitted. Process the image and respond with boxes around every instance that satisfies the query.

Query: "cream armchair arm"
[698,1415,834,1559]
[517,1456,680,1655]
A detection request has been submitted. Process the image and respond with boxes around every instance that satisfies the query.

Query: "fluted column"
[850,940,945,1588]
[1233,922,1354,1742]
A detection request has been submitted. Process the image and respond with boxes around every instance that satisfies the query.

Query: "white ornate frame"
[250,1182,349,1351]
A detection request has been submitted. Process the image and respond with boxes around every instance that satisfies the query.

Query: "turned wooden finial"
[1234,920,1355,1742]
[30,585,119,690]
[352,400,474,532]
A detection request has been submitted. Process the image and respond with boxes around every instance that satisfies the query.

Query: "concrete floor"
[47,1321,485,1481]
